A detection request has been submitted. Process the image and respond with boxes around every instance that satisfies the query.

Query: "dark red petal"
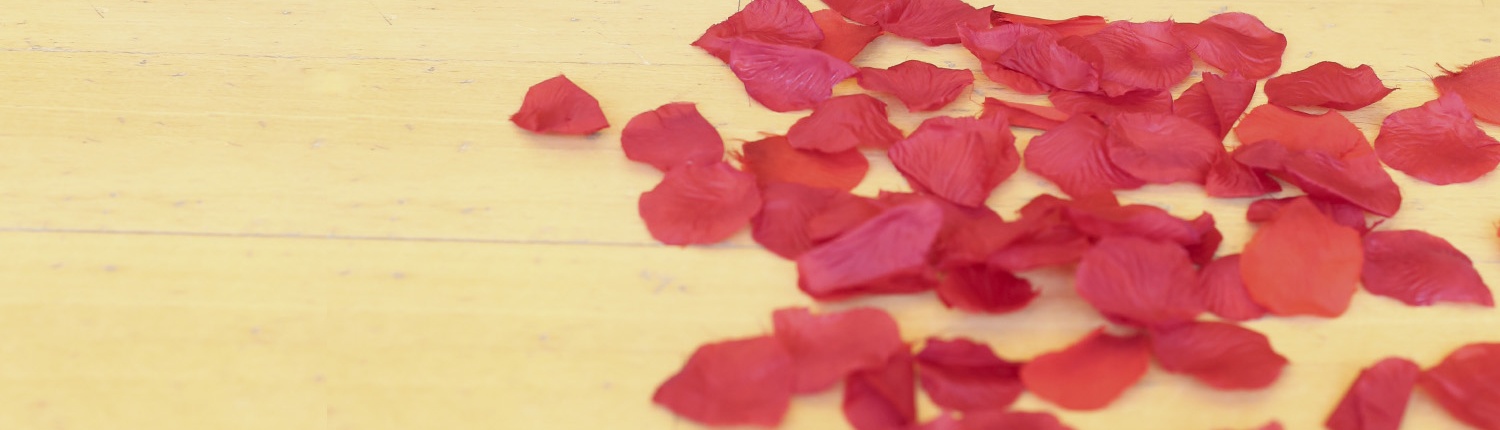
[812,9,884,62]
[1235,104,1372,157]
[1374,93,1500,185]
[796,200,944,300]
[1195,255,1269,322]
[752,183,846,259]
[1245,196,1370,233]
[844,347,917,430]
[877,0,991,46]
[991,11,1108,38]
[1187,212,1225,266]
[1205,150,1282,198]
[958,24,1101,93]
[1174,12,1287,79]
[916,337,1024,412]
[889,115,1019,207]
[954,411,1076,430]
[772,307,905,393]
[1049,89,1173,119]
[620,103,724,172]
[1419,343,1500,429]
[1435,55,1500,124]
[652,336,794,426]
[1148,322,1287,390]
[1174,72,1257,138]
[1020,328,1150,410]
[639,162,761,245]
[1240,197,1363,317]
[981,62,1055,94]
[1360,230,1494,307]
[728,39,858,112]
[988,235,1092,272]
[789,94,905,153]
[692,0,823,63]
[981,97,1070,130]
[1087,21,1194,96]
[1326,357,1421,430]
[857,60,975,112]
[509,75,609,135]
[1075,237,1201,328]
[935,263,1037,314]
[1235,139,1402,217]
[1024,115,1146,198]
[1265,62,1395,110]
[735,135,869,191]
[1105,112,1224,184]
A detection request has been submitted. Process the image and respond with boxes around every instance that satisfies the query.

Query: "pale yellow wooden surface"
[1,1,1498,429]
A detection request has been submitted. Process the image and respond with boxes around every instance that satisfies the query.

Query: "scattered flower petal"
[736,135,869,191]
[844,347,918,430]
[1374,93,1500,185]
[1174,12,1287,79]
[692,0,823,63]
[1025,115,1146,198]
[1174,72,1256,138]
[773,307,906,393]
[1195,255,1269,322]
[1020,328,1151,410]
[1148,321,1288,390]
[1264,62,1395,110]
[1049,89,1174,119]
[935,263,1038,314]
[510,74,610,135]
[639,162,761,245]
[1087,21,1194,96]
[1245,196,1371,233]
[812,9,884,62]
[620,102,724,171]
[878,0,992,46]
[991,11,1108,38]
[857,60,975,112]
[797,199,944,300]
[916,337,1025,412]
[1105,112,1225,184]
[789,94,905,153]
[1075,236,1202,328]
[889,115,1020,207]
[1434,55,1500,124]
[1361,230,1494,307]
[1419,343,1500,430]
[1240,197,1363,317]
[1234,139,1402,217]
[1326,357,1421,430]
[958,24,1101,93]
[729,39,858,112]
[982,97,1070,130]
[652,336,794,427]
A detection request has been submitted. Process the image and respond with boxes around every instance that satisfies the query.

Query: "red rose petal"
[1245,196,1371,233]
[1360,230,1494,307]
[934,263,1038,314]
[1265,62,1395,110]
[844,347,918,430]
[692,0,823,63]
[981,97,1070,130]
[509,74,610,135]
[1049,89,1174,119]
[736,135,869,191]
[857,60,976,112]
[772,307,905,393]
[620,103,724,172]
[1195,255,1269,322]
[1205,149,1282,198]
[877,0,992,46]
[1075,237,1202,328]
[986,202,1093,271]
[1105,112,1225,184]
[821,0,893,26]
[1087,21,1194,96]
[728,39,858,112]
[1419,343,1500,430]
[1148,321,1287,390]
[952,411,1076,430]
[1240,197,1363,317]
[1374,92,1500,185]
[652,336,794,426]
[796,199,944,300]
[1024,115,1146,198]
[981,62,1055,94]
[1188,212,1225,266]
[958,23,1101,93]
[1174,12,1287,79]
[1174,72,1257,138]
[1435,55,1500,124]
[1234,139,1402,217]
[889,115,1020,207]
[788,94,905,153]
[915,337,1025,413]
[639,162,762,245]
[1235,104,1373,158]
[1020,328,1151,410]
[812,9,884,62]
[1325,357,1421,430]
[1255,422,1286,430]
[991,11,1108,38]
[1062,200,1201,247]
[753,183,853,259]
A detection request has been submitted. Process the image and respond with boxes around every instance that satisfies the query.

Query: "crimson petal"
[1020,328,1151,410]
[934,263,1037,314]
[728,39,858,112]
[652,336,794,426]
[1174,72,1256,138]
[952,411,1076,430]
[991,11,1108,38]
[981,97,1069,130]
[1148,321,1288,390]
[620,103,724,171]
[1434,55,1500,124]
[857,60,975,112]
[796,199,944,300]
[736,135,869,191]
[916,337,1025,413]
[1234,139,1402,217]
[1024,115,1146,198]
[1174,12,1287,79]
[1235,104,1372,157]
[889,115,1020,207]
[844,347,918,430]
[1245,196,1371,234]
[1205,149,1282,198]
[1075,237,1201,328]
[789,94,905,153]
[812,9,884,62]
[772,307,905,393]
[1419,343,1500,430]
[638,162,761,245]
[1326,357,1421,430]
[877,0,991,46]
[1360,230,1494,307]
[1049,89,1173,119]
[1265,62,1395,110]
[752,183,858,259]
[1195,255,1269,322]
[1105,112,1224,184]
[510,74,609,135]
[1374,93,1500,185]
[958,24,1101,93]
[1240,197,1363,317]
[692,0,823,63]
[1087,21,1194,96]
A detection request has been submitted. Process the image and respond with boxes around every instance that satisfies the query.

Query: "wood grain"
[1,0,1497,429]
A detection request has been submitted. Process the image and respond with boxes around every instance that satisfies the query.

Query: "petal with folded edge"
[843,347,918,430]
[1174,12,1286,79]
[736,135,869,191]
[812,9,883,62]
[1434,55,1500,124]
[510,75,610,135]
[728,39,858,112]
[789,94,905,152]
[797,200,944,300]
[1174,72,1256,138]
[1374,93,1500,185]
[981,98,1070,130]
[857,60,976,112]
[1087,21,1194,96]
[889,115,1019,207]
[1024,115,1146,198]
[1361,230,1494,307]
[1265,62,1395,110]
[692,0,823,62]
[1196,255,1268,322]
[878,0,992,46]
[772,307,906,393]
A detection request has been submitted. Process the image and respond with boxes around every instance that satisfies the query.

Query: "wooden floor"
[1,0,1497,429]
